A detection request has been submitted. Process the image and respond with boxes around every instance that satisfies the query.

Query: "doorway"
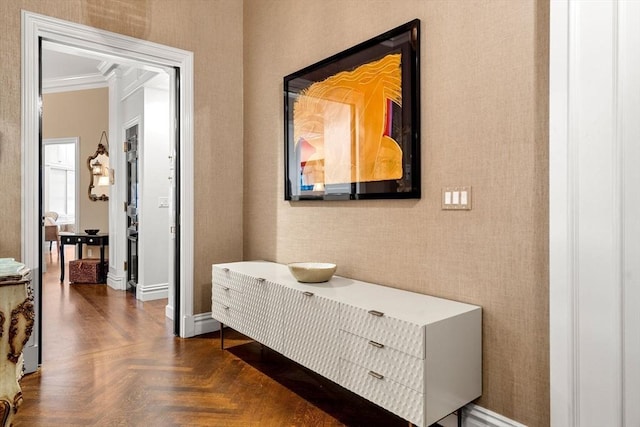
[126,124,139,292]
[40,44,175,300]
[22,11,196,373]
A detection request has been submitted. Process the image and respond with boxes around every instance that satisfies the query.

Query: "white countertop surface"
[213,261,480,325]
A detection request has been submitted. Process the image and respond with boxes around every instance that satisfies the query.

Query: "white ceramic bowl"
[288,262,337,283]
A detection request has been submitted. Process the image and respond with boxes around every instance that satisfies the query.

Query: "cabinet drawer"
[212,283,240,307]
[339,358,423,426]
[212,300,242,330]
[340,330,423,392]
[211,266,284,352]
[62,235,84,244]
[340,305,424,359]
[212,266,249,292]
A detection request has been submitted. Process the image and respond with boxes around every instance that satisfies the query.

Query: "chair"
[44,211,59,252]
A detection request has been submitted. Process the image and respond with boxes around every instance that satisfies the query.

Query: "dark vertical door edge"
[173,66,181,337]
[37,36,43,364]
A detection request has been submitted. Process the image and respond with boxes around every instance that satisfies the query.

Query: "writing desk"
[59,233,109,283]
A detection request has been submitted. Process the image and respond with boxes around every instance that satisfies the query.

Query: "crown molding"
[42,73,108,94]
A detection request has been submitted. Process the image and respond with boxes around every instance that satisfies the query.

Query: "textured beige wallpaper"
[0,0,244,313]
[0,0,550,424]
[243,0,549,425]
[43,89,109,233]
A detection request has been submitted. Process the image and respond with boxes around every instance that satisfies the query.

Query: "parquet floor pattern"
[14,246,407,427]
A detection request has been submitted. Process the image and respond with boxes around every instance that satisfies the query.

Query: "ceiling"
[41,49,104,80]
[41,42,164,92]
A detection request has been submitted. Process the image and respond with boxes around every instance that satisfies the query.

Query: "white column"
[550,1,640,425]
[619,2,640,423]
[105,67,128,290]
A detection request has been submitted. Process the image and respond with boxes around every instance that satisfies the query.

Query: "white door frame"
[21,11,196,371]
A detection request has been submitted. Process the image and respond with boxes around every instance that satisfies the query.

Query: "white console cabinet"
[212,261,481,427]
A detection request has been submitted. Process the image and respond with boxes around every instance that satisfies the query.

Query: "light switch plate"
[442,186,472,210]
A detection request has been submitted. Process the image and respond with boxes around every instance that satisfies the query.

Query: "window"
[44,138,77,226]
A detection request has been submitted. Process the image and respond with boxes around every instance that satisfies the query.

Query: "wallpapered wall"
[242,1,549,425]
[43,88,110,234]
[0,0,549,425]
[0,0,244,310]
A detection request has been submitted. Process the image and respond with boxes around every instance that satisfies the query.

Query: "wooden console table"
[60,233,109,283]
[0,275,35,427]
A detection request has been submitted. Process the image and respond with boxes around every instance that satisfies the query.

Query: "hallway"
[14,247,407,426]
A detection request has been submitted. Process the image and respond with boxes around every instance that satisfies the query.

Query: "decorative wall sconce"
[92,159,105,177]
[88,131,110,201]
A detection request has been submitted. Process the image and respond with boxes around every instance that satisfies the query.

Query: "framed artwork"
[284,19,421,201]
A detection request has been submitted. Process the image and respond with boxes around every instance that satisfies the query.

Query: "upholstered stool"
[69,259,107,284]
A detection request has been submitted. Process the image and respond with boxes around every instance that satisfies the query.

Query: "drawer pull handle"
[222,268,229,272]
[302,291,314,297]
[368,340,384,349]
[368,310,384,317]
[368,371,384,380]
[223,305,230,310]
[223,287,230,291]
[257,278,266,283]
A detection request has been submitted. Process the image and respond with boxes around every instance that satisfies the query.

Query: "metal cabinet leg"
[220,322,224,350]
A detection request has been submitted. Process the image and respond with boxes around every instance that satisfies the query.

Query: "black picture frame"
[284,19,420,201]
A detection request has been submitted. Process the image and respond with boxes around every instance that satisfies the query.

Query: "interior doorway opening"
[125,123,139,293]
[22,11,196,374]
[41,40,176,297]
[39,39,177,356]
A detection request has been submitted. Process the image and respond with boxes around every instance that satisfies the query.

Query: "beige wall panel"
[43,89,109,233]
[243,0,549,425]
[0,0,244,314]
[0,2,24,260]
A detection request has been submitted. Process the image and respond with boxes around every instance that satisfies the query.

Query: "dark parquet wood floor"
[14,246,409,427]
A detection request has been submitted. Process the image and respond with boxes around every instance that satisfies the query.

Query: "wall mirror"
[88,140,110,201]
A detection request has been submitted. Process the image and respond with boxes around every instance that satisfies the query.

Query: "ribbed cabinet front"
[281,288,342,383]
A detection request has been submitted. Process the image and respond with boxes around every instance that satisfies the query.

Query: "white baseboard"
[136,282,168,301]
[106,272,126,290]
[181,311,219,338]
[194,312,220,335]
[16,354,25,381]
[461,404,526,427]
[165,303,174,320]
[22,343,39,374]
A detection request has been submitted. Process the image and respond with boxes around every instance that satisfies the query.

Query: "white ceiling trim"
[42,73,108,94]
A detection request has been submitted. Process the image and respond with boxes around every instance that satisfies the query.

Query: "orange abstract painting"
[284,19,419,200]
[293,53,402,187]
